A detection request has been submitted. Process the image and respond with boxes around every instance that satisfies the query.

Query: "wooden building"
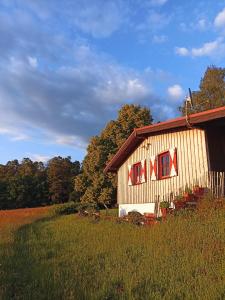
[104,107,225,216]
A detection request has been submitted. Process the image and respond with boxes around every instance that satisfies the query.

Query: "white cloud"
[28,56,38,68]
[55,135,87,149]
[196,19,207,30]
[152,34,167,43]
[0,127,30,141]
[149,0,168,6]
[10,133,30,141]
[175,47,189,56]
[167,84,184,101]
[191,39,222,56]
[0,45,157,147]
[175,38,225,58]
[28,153,51,163]
[0,0,179,149]
[136,11,170,34]
[180,18,210,33]
[214,7,225,28]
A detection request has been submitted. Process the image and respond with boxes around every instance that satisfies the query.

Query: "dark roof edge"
[104,106,225,173]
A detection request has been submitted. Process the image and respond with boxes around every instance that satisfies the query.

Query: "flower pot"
[193,187,205,197]
[161,207,168,218]
[184,193,194,201]
[174,200,186,210]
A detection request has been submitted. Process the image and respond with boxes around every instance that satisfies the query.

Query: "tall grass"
[0,205,225,299]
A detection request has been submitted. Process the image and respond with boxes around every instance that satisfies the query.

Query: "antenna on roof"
[186,88,193,108]
[185,88,193,128]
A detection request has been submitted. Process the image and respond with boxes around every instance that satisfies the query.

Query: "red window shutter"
[128,164,133,185]
[140,159,146,183]
[169,148,178,177]
[150,155,158,180]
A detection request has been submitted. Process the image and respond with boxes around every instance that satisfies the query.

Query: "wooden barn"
[104,106,225,216]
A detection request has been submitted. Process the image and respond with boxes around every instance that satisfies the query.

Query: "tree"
[74,104,153,206]
[0,157,81,209]
[47,156,80,204]
[180,66,225,115]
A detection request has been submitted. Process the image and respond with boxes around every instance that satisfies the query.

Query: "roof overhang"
[104,106,225,173]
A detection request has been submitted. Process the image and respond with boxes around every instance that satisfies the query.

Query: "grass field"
[0,204,225,300]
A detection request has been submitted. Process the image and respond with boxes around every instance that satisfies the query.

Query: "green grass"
[0,207,225,300]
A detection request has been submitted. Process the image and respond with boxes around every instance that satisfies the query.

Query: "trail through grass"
[0,207,50,299]
[1,207,225,299]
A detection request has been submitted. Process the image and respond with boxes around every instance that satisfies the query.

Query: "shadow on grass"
[1,215,86,300]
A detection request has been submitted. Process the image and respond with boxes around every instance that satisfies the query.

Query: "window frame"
[158,151,171,180]
[132,162,142,185]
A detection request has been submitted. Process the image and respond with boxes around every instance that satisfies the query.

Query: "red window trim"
[158,151,171,180]
[132,162,142,185]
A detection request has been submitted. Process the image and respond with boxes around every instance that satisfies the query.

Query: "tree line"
[1,65,224,210]
[0,157,80,209]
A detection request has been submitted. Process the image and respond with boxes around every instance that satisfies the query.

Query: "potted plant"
[173,194,186,210]
[193,185,205,197]
[183,186,194,201]
[160,201,170,218]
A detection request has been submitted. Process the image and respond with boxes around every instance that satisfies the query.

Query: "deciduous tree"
[180,66,225,115]
[74,104,153,206]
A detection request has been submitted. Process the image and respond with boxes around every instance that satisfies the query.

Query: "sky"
[0,0,225,164]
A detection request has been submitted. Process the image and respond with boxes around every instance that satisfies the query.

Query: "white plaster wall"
[119,203,156,217]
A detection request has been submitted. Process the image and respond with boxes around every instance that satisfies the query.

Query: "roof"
[104,106,225,173]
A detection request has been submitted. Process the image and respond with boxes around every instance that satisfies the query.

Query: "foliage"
[74,104,153,206]
[52,202,79,216]
[0,157,81,209]
[127,211,145,225]
[160,201,170,208]
[180,65,225,115]
[184,184,192,194]
[47,156,80,204]
[77,202,99,215]
[1,204,224,299]
[174,194,184,202]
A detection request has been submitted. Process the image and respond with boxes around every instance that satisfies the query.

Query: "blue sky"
[0,0,225,164]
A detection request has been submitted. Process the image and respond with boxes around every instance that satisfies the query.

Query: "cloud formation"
[167,84,184,102]
[175,38,225,58]
[0,0,187,150]
[149,0,168,7]
[214,7,225,28]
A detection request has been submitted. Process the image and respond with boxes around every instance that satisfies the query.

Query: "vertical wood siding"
[117,128,209,204]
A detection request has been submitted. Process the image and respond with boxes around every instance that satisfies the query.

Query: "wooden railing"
[156,171,225,203]
[208,171,225,198]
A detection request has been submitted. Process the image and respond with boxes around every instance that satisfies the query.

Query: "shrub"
[160,201,170,209]
[77,202,99,216]
[53,202,79,216]
[69,191,80,202]
[127,211,144,225]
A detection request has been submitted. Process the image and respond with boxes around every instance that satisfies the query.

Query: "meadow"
[0,204,224,300]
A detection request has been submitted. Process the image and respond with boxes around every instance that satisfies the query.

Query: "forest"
[0,157,80,209]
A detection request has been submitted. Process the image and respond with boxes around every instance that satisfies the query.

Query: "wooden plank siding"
[117,128,209,204]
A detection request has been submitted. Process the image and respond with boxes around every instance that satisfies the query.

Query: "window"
[128,160,146,186]
[158,151,170,179]
[133,162,142,185]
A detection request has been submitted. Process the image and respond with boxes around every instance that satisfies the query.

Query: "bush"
[53,202,79,216]
[127,211,144,225]
[160,201,170,209]
[69,191,80,202]
[77,202,99,216]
